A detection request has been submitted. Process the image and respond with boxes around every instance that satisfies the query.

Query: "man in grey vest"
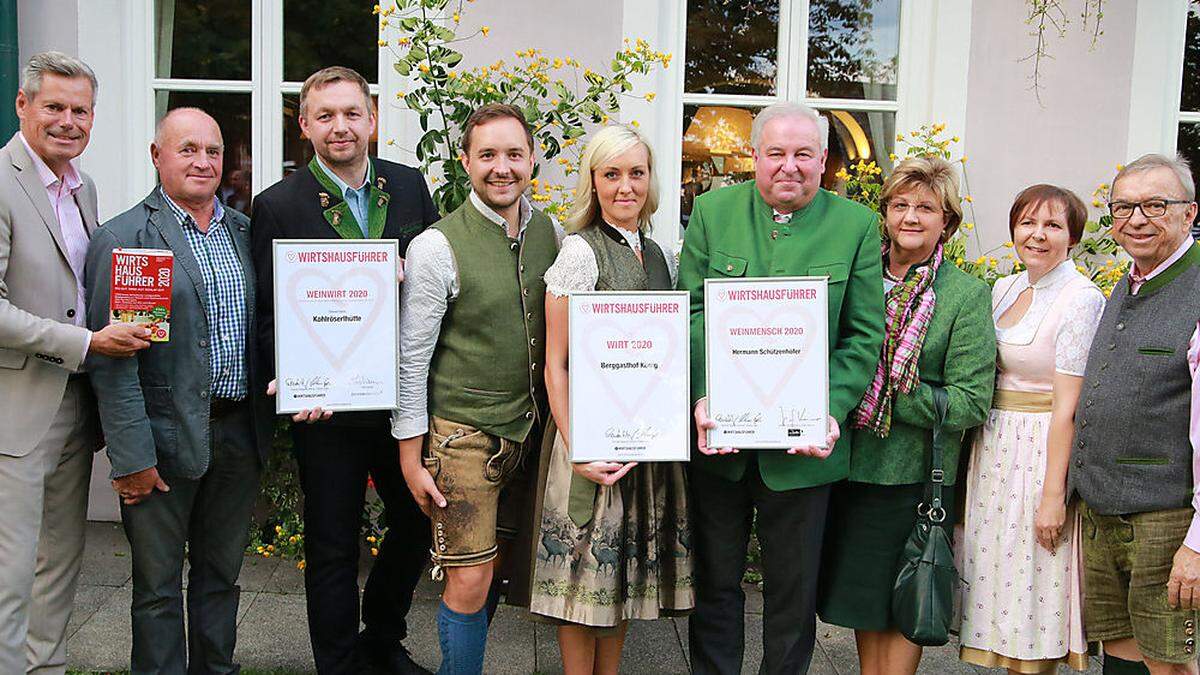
[1071,153,1200,675]
[394,103,558,674]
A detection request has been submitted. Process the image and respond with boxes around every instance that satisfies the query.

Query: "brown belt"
[209,397,245,420]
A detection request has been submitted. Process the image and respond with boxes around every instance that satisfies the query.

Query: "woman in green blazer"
[816,157,996,675]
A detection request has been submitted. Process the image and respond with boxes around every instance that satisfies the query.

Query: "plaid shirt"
[161,188,248,400]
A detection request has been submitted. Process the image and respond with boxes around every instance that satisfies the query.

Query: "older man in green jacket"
[679,100,885,674]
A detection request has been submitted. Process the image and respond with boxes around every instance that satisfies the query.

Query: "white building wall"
[962,0,1138,254]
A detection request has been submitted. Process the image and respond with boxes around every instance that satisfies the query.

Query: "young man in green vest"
[251,66,438,675]
[678,101,885,673]
[394,103,558,674]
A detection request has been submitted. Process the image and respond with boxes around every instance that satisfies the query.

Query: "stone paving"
[67,522,1104,674]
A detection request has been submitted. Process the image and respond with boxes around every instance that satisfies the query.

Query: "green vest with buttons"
[428,199,557,442]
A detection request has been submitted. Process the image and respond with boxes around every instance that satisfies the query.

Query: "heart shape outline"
[716,304,816,407]
[285,266,388,370]
[580,315,678,420]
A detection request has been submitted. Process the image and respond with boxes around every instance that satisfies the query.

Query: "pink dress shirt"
[19,134,91,359]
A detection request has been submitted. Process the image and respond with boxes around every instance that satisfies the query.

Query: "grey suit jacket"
[84,188,273,479]
[0,133,99,456]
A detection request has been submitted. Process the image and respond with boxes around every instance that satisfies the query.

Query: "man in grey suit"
[0,52,150,674]
[85,107,272,673]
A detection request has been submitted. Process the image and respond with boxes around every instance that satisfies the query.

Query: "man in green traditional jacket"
[678,101,885,674]
[394,103,558,675]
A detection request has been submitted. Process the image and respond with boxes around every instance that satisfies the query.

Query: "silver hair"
[20,51,98,105]
[750,101,829,153]
[1114,153,1195,201]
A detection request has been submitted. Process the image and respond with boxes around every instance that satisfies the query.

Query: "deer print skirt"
[529,422,694,628]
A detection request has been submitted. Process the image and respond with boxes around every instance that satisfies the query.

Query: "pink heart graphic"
[286,267,387,370]
[718,305,816,407]
[579,301,593,314]
[582,317,677,419]
[286,251,298,263]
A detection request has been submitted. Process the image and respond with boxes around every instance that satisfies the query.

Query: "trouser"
[0,378,96,675]
[688,461,831,675]
[292,423,430,675]
[121,403,261,674]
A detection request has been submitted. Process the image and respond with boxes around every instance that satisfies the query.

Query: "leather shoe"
[360,635,432,675]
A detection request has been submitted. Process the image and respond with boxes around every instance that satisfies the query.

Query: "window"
[151,0,379,203]
[1179,3,1200,182]
[680,0,901,227]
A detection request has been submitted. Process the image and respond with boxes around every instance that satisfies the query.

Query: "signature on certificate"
[605,422,662,442]
[712,410,765,428]
[777,406,821,428]
[284,375,332,391]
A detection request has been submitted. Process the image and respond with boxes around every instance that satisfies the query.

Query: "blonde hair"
[879,156,964,240]
[564,125,660,233]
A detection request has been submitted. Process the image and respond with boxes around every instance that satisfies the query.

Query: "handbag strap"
[920,386,950,523]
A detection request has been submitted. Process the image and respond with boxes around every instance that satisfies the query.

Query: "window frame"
[123,0,402,206]
[622,0,973,244]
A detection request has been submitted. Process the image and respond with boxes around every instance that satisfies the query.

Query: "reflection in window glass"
[284,0,379,83]
[1183,4,1199,112]
[679,104,894,228]
[684,0,779,95]
[283,94,379,177]
[154,0,251,80]
[807,0,901,101]
[154,91,253,214]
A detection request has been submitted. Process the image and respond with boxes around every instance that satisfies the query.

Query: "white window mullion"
[1182,112,1200,125]
[785,0,810,101]
[681,93,780,108]
[258,0,285,195]
[150,79,255,92]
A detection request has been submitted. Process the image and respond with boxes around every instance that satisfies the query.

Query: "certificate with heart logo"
[705,277,829,449]
[273,240,399,413]
[568,291,690,463]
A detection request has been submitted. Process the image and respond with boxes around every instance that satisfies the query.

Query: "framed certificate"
[704,277,829,449]
[273,239,399,413]
[568,291,690,463]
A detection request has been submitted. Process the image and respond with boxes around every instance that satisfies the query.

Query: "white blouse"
[992,260,1106,376]
[543,224,677,297]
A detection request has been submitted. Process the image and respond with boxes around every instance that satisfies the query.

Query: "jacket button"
[726,264,733,272]
[200,391,209,399]
[1081,420,1088,428]
[526,312,533,321]
[525,411,534,420]
[199,339,208,347]
[509,242,518,251]
[1085,399,1093,407]
[530,363,537,371]
[1077,440,1084,448]
[1116,323,1125,331]
[519,264,525,273]
[770,230,779,240]
[1108,343,1116,351]
[66,309,75,318]
[1075,458,1083,467]
[522,288,529,297]
[529,338,537,346]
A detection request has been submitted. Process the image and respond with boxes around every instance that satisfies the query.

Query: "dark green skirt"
[817,480,957,631]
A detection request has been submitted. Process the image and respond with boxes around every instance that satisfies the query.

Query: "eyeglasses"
[886,202,943,217]
[1108,199,1193,220]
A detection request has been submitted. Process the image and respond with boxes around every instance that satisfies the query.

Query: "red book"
[110,248,174,342]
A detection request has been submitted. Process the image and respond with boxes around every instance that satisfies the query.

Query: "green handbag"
[891,386,958,647]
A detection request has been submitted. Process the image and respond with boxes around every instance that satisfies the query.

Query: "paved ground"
[67,522,1104,673]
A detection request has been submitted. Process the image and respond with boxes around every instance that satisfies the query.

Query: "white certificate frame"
[704,276,829,449]
[568,290,691,463]
[273,239,400,413]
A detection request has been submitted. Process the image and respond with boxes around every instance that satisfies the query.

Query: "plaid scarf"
[852,242,944,437]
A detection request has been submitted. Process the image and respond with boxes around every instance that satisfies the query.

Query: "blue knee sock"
[1103,654,1151,675]
[437,601,488,675]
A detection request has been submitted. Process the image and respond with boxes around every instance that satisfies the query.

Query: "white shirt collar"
[601,219,642,252]
[1019,258,1079,292]
[469,190,533,235]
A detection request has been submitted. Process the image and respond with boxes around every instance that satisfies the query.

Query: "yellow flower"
[630,120,640,127]
[530,178,540,186]
[553,58,563,68]
[1077,265,1088,275]
[955,257,964,265]
[256,546,265,553]
[380,18,388,27]
[378,39,388,47]
[367,535,377,544]
[962,222,975,231]
[372,4,381,14]
[1003,241,1013,248]
[447,71,457,79]
[1116,164,1125,171]
[888,153,897,161]
[266,545,275,552]
[263,552,271,558]
[960,155,968,165]
[963,195,973,203]
[289,535,299,544]
[398,37,410,45]
[452,11,460,22]
[275,525,283,534]
[896,134,905,142]
[481,26,490,36]
[975,256,986,265]
[371,547,380,557]
[951,136,960,143]
[297,561,306,570]
[644,92,656,102]
[1092,199,1102,207]
[419,63,430,73]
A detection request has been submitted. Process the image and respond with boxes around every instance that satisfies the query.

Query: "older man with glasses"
[1068,153,1200,675]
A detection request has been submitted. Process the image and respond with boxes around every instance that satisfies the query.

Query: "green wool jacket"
[848,261,996,486]
[678,181,886,491]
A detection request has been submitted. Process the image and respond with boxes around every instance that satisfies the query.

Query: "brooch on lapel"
[319,192,330,208]
[376,176,387,190]
[331,210,342,225]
